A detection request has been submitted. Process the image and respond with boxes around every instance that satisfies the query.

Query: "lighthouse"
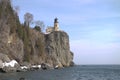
[54,18,59,31]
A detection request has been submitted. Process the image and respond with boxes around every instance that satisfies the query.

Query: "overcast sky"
[12,0,120,65]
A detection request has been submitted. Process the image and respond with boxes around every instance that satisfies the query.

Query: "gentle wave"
[0,65,120,80]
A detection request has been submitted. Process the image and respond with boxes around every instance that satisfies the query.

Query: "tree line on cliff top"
[16,10,45,62]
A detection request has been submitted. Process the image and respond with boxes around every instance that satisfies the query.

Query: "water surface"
[0,65,120,80]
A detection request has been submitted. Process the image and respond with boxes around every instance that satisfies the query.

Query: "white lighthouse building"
[46,18,60,33]
[54,18,59,31]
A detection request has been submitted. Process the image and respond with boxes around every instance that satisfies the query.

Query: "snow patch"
[20,66,28,69]
[31,65,41,69]
[37,65,41,68]
[2,60,18,67]
[55,65,59,69]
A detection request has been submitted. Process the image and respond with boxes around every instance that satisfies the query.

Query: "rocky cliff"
[0,0,74,72]
[0,0,24,63]
[45,31,73,67]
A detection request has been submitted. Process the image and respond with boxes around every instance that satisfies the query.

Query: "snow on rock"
[37,65,41,68]
[2,60,18,67]
[31,65,41,69]
[20,66,28,69]
[55,65,59,69]
[31,65,36,68]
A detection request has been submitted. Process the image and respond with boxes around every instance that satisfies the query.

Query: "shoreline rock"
[0,61,74,73]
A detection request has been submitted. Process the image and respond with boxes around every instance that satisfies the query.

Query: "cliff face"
[0,0,24,62]
[0,0,74,70]
[27,29,46,64]
[45,31,73,67]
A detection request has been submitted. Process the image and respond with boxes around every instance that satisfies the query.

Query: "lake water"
[0,65,120,80]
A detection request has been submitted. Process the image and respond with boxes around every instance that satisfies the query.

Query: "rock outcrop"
[45,31,73,67]
[0,0,24,63]
[27,29,46,64]
[0,53,10,63]
[0,0,74,72]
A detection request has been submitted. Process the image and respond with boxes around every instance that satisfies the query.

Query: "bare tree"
[35,20,45,32]
[24,12,33,27]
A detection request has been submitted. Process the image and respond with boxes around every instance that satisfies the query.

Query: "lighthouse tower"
[54,18,59,31]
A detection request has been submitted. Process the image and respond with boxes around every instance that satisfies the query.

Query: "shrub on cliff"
[34,26,41,32]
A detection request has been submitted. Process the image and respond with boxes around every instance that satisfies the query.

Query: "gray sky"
[12,0,120,65]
